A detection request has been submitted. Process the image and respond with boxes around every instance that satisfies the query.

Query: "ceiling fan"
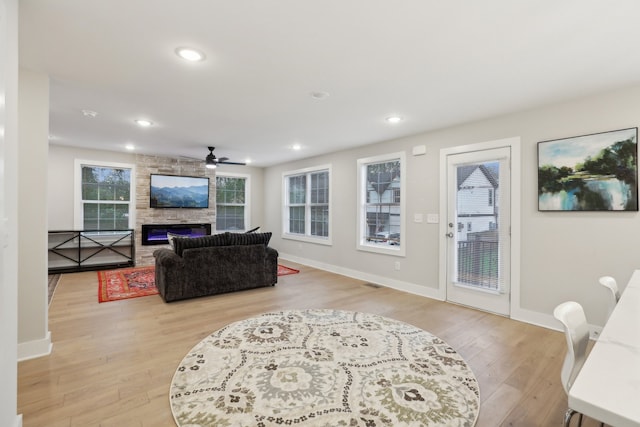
[205,146,246,169]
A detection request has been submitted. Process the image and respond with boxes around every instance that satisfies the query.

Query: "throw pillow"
[228,231,272,247]
[166,232,182,250]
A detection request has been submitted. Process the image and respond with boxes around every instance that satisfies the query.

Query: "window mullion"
[305,173,311,236]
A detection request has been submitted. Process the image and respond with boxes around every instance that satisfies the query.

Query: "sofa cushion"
[228,231,272,246]
[173,233,229,256]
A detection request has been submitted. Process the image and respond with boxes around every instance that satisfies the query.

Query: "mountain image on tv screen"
[150,175,209,208]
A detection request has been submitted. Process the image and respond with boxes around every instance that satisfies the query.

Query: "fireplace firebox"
[141,223,211,245]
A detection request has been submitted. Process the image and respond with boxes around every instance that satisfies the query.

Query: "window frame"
[356,152,406,256]
[282,164,332,245]
[215,172,251,232]
[74,159,136,230]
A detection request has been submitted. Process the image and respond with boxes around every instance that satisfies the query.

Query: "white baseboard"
[279,254,590,336]
[279,253,442,301]
[512,306,601,340]
[511,306,558,331]
[10,414,22,427]
[17,331,52,361]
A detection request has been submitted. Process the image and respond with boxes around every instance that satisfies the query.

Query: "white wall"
[17,68,50,361]
[0,0,22,424]
[265,84,640,330]
[48,145,136,230]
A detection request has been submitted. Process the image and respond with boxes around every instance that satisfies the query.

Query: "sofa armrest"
[266,246,279,260]
[153,248,184,268]
[153,248,186,301]
[265,246,279,285]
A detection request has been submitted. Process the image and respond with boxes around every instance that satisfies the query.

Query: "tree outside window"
[216,175,248,231]
[283,167,330,241]
[81,166,131,230]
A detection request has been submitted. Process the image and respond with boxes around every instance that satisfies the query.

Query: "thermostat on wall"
[412,145,427,156]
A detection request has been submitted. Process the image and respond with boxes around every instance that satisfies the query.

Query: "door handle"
[446,232,454,238]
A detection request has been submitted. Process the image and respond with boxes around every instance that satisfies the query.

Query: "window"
[75,161,134,230]
[488,188,494,206]
[357,152,405,255]
[216,173,250,232]
[283,165,331,244]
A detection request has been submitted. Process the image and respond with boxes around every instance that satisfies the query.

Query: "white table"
[568,270,640,426]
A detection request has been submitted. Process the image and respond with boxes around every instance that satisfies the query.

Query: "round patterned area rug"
[170,309,480,427]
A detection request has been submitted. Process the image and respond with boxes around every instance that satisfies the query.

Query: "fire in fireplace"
[141,223,212,245]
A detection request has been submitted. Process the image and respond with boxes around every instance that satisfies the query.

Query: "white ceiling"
[18,1,640,167]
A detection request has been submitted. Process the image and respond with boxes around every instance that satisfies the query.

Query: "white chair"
[598,276,620,321]
[554,301,591,427]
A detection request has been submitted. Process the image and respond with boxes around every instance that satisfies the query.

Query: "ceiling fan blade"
[202,146,245,166]
[218,161,246,166]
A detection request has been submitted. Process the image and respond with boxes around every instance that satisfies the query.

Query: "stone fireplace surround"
[135,154,216,266]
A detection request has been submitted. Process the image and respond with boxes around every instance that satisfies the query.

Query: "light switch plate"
[414,213,423,223]
[427,214,439,224]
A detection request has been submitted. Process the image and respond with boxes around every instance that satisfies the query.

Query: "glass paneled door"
[445,147,511,315]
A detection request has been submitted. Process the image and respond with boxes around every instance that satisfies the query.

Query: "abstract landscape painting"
[538,128,638,211]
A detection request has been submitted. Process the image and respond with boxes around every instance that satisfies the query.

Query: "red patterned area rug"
[98,266,158,303]
[277,264,300,276]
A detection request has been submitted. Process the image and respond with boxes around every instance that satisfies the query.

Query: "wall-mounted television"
[150,174,210,208]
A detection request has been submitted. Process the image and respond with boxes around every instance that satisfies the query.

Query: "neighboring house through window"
[283,165,331,244]
[357,152,405,256]
[75,160,135,230]
[216,173,250,232]
[456,163,499,242]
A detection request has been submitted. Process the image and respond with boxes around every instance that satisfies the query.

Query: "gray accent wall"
[264,84,640,330]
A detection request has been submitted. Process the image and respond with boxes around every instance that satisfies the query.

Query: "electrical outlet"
[394,261,401,271]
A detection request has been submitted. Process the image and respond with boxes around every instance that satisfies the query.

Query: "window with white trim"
[78,162,133,230]
[357,152,405,255]
[283,165,331,244]
[216,173,250,232]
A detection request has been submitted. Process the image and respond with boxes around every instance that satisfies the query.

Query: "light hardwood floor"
[19,263,601,426]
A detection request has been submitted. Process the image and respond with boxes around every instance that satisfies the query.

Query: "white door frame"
[438,137,521,317]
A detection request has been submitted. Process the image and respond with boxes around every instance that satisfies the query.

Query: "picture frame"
[537,127,638,211]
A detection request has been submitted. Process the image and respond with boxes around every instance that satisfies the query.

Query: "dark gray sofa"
[153,232,278,302]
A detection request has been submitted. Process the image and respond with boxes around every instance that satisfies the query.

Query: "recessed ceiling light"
[175,47,206,62]
[245,159,252,164]
[292,144,302,151]
[82,109,98,118]
[310,91,329,100]
[125,144,135,151]
[135,119,153,127]
[385,116,403,124]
